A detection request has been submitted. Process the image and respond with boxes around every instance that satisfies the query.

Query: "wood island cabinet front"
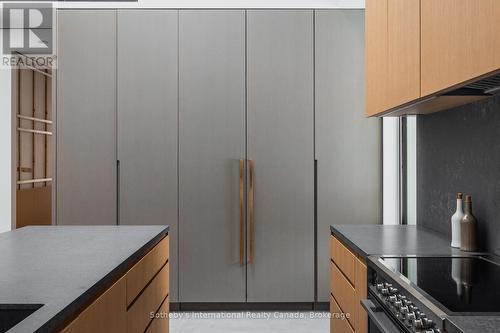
[330,235,367,333]
[61,235,169,333]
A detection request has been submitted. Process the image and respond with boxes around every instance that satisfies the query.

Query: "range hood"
[383,71,500,116]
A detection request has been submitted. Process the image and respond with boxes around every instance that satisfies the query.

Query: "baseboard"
[313,302,329,311]
[170,302,329,312]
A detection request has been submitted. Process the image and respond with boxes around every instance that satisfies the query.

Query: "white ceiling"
[56,0,364,9]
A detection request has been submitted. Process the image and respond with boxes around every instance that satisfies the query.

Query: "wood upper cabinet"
[387,0,420,109]
[365,0,388,116]
[421,0,500,96]
[367,0,500,116]
[365,0,420,117]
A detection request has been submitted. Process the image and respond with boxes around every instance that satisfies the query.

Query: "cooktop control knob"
[413,318,423,329]
[409,305,418,312]
[422,318,434,328]
[403,299,412,306]
[399,306,409,314]
[407,312,416,321]
[394,300,402,308]
[388,295,397,303]
[389,287,398,294]
[384,283,393,288]
[376,283,384,291]
[381,288,389,296]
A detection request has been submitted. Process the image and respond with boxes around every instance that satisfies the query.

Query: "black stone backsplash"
[417,95,500,255]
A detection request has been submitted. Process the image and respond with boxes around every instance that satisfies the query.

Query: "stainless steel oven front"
[365,256,446,333]
[362,293,403,333]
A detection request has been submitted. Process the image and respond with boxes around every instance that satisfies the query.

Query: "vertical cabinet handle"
[239,159,244,265]
[248,159,254,264]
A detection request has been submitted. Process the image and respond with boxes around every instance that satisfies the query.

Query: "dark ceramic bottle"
[460,195,478,252]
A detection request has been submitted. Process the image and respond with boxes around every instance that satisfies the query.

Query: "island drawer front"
[330,261,356,330]
[330,295,354,333]
[127,262,169,333]
[354,257,368,333]
[145,296,169,333]
[330,235,356,287]
[127,235,169,306]
[60,277,127,333]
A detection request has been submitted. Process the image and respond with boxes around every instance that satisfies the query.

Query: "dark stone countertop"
[330,224,467,258]
[0,225,169,333]
[445,316,500,333]
[330,224,499,333]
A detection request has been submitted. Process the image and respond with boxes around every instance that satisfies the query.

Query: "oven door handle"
[361,299,402,333]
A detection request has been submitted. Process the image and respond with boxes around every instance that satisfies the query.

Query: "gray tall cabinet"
[57,11,117,226]
[177,9,316,303]
[116,10,179,302]
[315,10,382,302]
[178,10,246,302]
[57,10,180,301]
[246,10,315,302]
[56,8,381,305]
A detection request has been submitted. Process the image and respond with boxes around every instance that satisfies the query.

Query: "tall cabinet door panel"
[247,10,315,302]
[56,10,117,225]
[117,10,179,302]
[178,10,246,302]
[315,10,382,303]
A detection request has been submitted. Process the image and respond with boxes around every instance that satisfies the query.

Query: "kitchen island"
[0,225,169,333]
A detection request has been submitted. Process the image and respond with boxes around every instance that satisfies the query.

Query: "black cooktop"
[380,256,500,313]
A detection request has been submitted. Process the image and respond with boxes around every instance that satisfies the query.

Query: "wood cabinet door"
[127,263,169,333]
[387,0,420,108]
[421,0,500,96]
[355,258,368,333]
[365,0,388,116]
[330,295,354,333]
[61,278,126,333]
[365,0,420,116]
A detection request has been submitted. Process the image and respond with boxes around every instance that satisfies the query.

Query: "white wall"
[406,116,417,225]
[382,117,417,226]
[0,29,12,233]
[383,118,400,225]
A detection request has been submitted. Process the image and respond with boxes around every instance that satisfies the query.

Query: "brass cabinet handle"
[248,159,254,264]
[239,159,244,265]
